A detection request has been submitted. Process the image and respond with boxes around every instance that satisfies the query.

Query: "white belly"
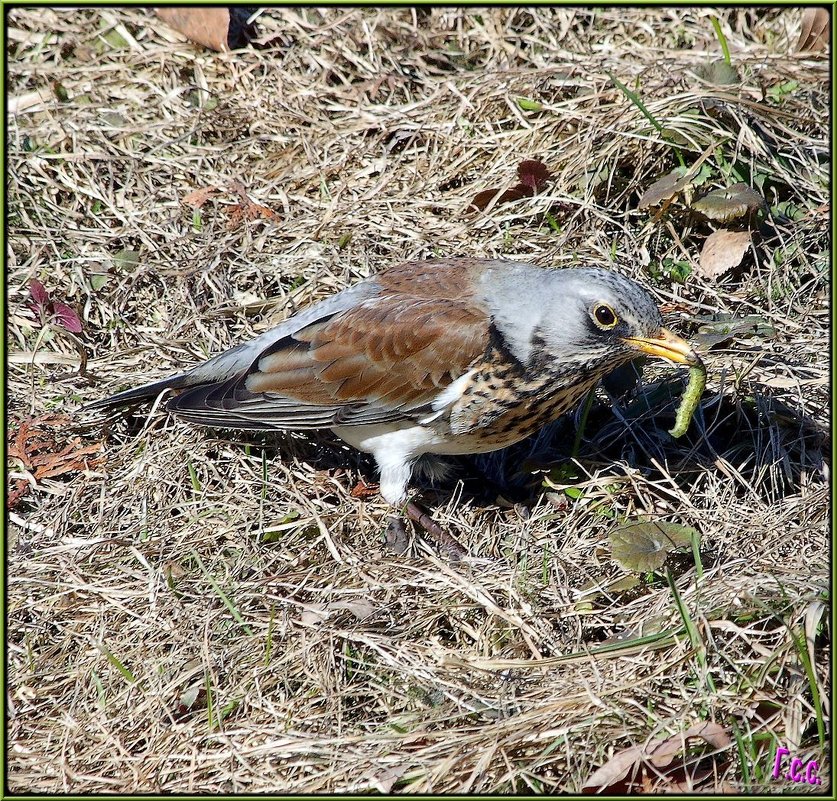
[331,422,528,505]
[332,422,524,459]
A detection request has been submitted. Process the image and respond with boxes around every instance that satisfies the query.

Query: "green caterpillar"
[669,360,706,438]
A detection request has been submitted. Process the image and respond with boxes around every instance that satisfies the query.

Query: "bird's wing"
[167,260,491,430]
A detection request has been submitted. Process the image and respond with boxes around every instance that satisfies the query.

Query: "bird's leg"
[376,457,467,560]
[404,499,467,562]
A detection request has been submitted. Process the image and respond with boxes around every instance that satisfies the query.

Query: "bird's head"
[485,265,700,375]
[553,267,699,369]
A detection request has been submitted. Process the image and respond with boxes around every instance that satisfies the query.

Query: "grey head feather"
[478,263,662,368]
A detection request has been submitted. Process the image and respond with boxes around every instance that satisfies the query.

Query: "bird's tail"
[82,373,191,414]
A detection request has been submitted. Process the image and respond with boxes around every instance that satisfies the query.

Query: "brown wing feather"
[243,260,490,417]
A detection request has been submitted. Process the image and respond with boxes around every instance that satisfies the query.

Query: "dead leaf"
[298,604,328,626]
[155,8,256,52]
[647,723,731,768]
[692,183,767,223]
[332,599,376,620]
[350,480,379,500]
[225,180,278,228]
[8,479,30,510]
[469,158,550,211]
[637,167,690,209]
[182,186,219,209]
[583,722,731,791]
[366,764,408,794]
[298,599,376,626]
[8,414,104,498]
[795,8,829,53]
[173,684,207,719]
[584,745,645,789]
[469,186,530,211]
[8,88,53,115]
[698,230,752,279]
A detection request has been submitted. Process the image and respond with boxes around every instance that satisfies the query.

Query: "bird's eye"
[592,303,618,329]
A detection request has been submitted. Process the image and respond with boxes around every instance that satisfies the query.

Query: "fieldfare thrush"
[89,258,699,556]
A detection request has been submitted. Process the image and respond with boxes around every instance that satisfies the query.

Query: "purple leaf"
[517,159,550,193]
[51,302,83,334]
[29,278,50,310]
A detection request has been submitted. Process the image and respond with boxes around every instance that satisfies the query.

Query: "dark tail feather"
[83,373,191,413]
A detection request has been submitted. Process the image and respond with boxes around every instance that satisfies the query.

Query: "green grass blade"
[192,550,254,636]
[667,567,716,693]
[608,71,663,133]
[711,17,732,66]
[97,643,137,684]
[792,623,825,749]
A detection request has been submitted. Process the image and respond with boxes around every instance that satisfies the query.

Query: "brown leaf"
[637,168,690,210]
[8,414,104,484]
[33,442,104,480]
[155,8,235,52]
[182,186,219,209]
[470,158,549,211]
[8,479,30,510]
[469,186,530,212]
[224,181,278,228]
[583,723,731,791]
[698,230,752,280]
[350,480,379,500]
[647,722,731,768]
[583,745,645,789]
[795,8,829,53]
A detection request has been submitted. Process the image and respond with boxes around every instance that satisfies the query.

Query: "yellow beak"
[622,328,701,366]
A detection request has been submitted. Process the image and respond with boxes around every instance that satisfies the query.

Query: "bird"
[88,258,699,557]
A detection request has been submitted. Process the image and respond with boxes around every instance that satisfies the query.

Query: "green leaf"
[543,210,561,233]
[692,313,776,349]
[191,550,254,637]
[766,79,798,103]
[97,642,137,684]
[112,248,140,272]
[516,97,544,112]
[609,520,699,573]
[261,510,302,543]
[100,27,129,51]
[695,58,739,86]
[710,17,732,66]
[692,182,767,222]
[661,258,692,283]
[89,273,109,291]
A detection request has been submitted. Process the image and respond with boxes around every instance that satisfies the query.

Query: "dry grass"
[6,6,830,793]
